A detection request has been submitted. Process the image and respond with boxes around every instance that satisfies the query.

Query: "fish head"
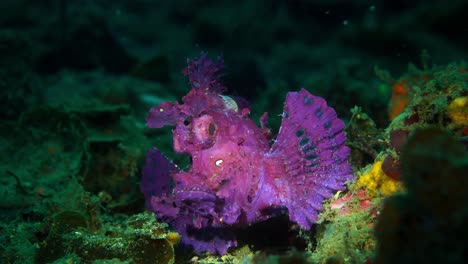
[173,113,219,154]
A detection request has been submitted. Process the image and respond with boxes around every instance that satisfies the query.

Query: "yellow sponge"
[357,158,403,197]
[447,96,468,126]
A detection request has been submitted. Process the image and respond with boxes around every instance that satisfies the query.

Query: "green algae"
[35,212,175,264]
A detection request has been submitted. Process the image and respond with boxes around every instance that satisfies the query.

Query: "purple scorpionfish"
[141,53,353,254]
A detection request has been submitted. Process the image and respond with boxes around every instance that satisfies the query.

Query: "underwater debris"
[141,53,353,254]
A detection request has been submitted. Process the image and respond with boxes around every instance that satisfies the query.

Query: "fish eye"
[208,122,216,136]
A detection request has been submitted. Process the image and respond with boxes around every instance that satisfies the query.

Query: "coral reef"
[0,95,172,263]
[309,59,468,264]
[141,53,353,254]
[372,62,468,184]
[1,1,468,262]
[383,62,467,131]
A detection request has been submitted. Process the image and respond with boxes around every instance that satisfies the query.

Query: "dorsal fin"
[270,88,353,228]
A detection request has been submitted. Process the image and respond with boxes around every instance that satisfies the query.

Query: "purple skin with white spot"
[141,53,353,254]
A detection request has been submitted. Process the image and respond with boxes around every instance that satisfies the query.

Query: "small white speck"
[215,159,223,166]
